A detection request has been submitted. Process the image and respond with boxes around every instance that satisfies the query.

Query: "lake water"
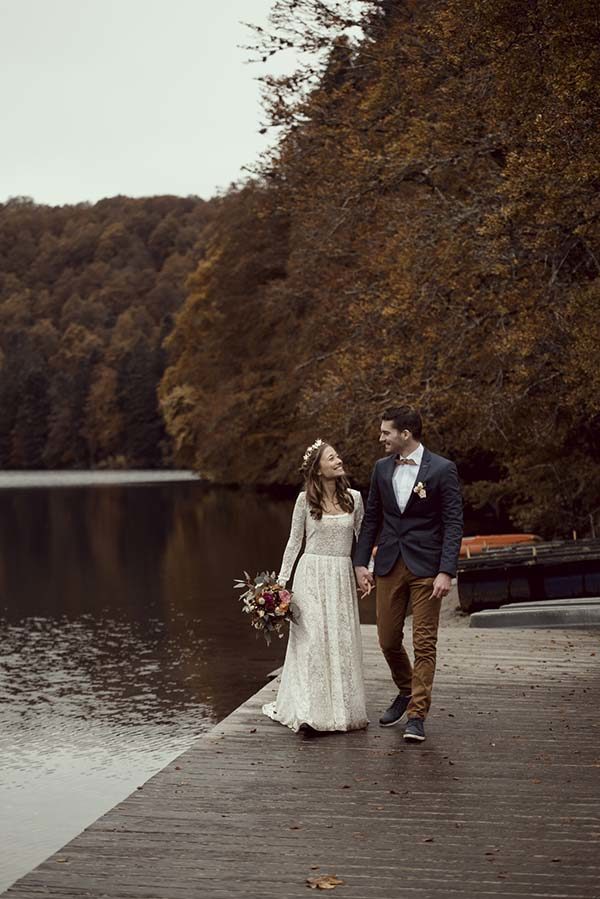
[1,474,376,891]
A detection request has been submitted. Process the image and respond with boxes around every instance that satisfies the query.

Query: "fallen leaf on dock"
[306,874,344,890]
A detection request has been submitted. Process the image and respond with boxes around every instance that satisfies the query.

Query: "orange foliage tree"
[161,0,600,537]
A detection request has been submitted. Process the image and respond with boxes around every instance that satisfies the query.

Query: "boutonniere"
[414,481,427,499]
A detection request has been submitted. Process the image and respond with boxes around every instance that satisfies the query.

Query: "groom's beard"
[383,443,403,455]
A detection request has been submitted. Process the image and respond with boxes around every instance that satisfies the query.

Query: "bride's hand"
[355,566,374,598]
[360,581,374,599]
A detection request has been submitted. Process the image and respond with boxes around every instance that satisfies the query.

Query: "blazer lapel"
[383,454,400,512]
[402,447,431,516]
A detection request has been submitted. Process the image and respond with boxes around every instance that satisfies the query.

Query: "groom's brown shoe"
[379,693,411,727]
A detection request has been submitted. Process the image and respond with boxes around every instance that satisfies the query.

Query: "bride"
[262,439,368,733]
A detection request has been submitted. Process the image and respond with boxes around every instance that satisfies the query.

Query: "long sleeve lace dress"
[262,489,368,732]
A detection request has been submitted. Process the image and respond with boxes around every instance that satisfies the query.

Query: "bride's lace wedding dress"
[262,489,368,732]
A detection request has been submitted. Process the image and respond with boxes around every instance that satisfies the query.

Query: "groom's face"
[379,419,410,455]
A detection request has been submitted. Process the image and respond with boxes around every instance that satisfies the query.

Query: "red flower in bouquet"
[234,571,295,645]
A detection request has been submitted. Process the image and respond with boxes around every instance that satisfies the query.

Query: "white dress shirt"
[392,443,424,513]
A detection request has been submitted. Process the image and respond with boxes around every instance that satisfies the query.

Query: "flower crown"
[301,438,324,470]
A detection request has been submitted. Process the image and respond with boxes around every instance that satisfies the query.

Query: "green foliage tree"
[0,195,214,469]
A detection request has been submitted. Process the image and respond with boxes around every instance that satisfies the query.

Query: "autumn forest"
[1,0,599,538]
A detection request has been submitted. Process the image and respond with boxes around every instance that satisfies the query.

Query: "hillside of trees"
[2,1,598,537]
[160,0,600,537]
[0,195,213,468]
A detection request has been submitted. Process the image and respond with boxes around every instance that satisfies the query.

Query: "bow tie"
[396,456,418,466]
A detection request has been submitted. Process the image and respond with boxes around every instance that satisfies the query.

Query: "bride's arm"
[353,491,364,539]
[353,492,374,572]
[278,492,307,585]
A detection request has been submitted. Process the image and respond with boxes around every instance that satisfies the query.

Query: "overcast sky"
[0,0,290,206]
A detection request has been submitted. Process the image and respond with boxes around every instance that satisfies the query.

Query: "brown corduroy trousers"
[376,556,442,720]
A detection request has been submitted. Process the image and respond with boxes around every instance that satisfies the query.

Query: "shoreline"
[0,471,202,489]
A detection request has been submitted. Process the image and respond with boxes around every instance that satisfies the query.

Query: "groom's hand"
[354,566,374,597]
[430,572,452,600]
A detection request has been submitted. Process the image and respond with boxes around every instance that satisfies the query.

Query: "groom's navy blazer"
[354,448,463,578]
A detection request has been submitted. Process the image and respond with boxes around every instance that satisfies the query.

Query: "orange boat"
[460,534,541,558]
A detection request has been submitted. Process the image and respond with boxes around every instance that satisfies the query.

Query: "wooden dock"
[4,625,600,899]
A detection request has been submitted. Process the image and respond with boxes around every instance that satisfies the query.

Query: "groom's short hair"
[381,406,423,439]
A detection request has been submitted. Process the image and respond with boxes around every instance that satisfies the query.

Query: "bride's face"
[318,446,345,480]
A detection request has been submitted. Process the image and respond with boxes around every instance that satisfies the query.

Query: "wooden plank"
[3,626,600,899]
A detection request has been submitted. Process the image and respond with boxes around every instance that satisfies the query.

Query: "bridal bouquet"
[234,570,294,645]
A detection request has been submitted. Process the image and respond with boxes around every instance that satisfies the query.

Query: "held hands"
[430,572,452,601]
[354,566,374,599]
[354,566,451,600]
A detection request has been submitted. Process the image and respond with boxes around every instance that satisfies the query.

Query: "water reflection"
[0,481,301,890]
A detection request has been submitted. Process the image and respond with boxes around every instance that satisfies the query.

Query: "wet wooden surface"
[4,625,600,898]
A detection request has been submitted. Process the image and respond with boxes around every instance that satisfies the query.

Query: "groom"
[354,406,463,743]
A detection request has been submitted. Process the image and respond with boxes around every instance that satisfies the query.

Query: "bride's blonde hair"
[301,440,354,521]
